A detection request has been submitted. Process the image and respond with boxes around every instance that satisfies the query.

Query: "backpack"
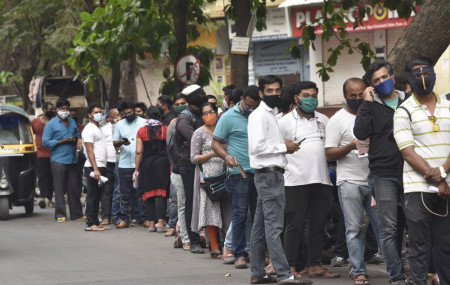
[168,109,195,166]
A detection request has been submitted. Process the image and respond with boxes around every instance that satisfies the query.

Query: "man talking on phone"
[354,60,408,285]
[43,98,84,222]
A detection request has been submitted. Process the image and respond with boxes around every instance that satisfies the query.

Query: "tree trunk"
[231,0,252,90]
[388,0,450,77]
[109,62,121,107]
[173,0,188,92]
[120,57,138,102]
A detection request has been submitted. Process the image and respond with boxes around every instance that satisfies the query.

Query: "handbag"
[201,171,228,202]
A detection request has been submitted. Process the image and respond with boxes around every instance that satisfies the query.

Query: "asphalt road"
[0,203,392,285]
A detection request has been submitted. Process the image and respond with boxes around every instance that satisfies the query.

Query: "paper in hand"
[89,172,108,183]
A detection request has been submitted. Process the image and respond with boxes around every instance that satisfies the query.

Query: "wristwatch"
[439,166,447,179]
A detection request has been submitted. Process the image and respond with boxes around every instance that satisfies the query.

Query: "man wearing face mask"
[222,85,237,112]
[394,57,450,285]
[99,108,119,225]
[113,101,148,229]
[278,81,338,279]
[31,102,56,209]
[325,78,380,284]
[134,102,147,118]
[353,60,408,285]
[82,103,108,231]
[43,99,84,222]
[157,95,176,126]
[248,75,307,285]
[174,84,207,254]
[211,85,261,270]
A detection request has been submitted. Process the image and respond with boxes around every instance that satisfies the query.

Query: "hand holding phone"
[295,137,306,144]
[122,137,130,145]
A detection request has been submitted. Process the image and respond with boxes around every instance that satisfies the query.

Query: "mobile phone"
[72,133,79,139]
[295,137,306,144]
[122,138,129,143]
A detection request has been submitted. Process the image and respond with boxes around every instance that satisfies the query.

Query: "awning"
[279,0,323,8]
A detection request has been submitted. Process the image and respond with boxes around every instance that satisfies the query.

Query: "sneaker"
[56,217,66,223]
[130,219,141,227]
[190,243,204,254]
[366,254,384,264]
[331,256,346,267]
[277,276,301,284]
[156,226,167,233]
[74,216,86,221]
[39,199,46,209]
[234,257,248,269]
[148,226,156,232]
[164,227,176,237]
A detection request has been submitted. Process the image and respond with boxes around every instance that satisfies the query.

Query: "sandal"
[85,225,105,231]
[265,265,276,276]
[309,267,340,278]
[354,275,370,285]
[222,253,236,264]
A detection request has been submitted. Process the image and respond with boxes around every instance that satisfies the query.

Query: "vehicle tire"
[24,200,34,215]
[0,197,9,220]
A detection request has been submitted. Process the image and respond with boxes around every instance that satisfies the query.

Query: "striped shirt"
[394,93,450,193]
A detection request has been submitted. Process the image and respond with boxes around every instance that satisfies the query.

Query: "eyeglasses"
[429,116,440,132]
[241,101,256,111]
[202,110,216,116]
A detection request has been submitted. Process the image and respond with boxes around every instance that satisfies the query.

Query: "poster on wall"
[214,56,224,74]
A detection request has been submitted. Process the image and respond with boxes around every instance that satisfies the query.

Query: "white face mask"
[93,113,103,123]
[223,98,228,108]
[57,110,70,120]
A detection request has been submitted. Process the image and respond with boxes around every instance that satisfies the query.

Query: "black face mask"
[125,113,136,122]
[263,95,280,109]
[45,110,56,118]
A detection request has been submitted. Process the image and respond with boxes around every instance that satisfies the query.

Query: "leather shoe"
[142,221,151,228]
[190,243,204,254]
[234,257,248,269]
[116,221,129,229]
[250,276,277,284]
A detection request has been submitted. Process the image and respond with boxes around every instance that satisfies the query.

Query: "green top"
[383,97,399,110]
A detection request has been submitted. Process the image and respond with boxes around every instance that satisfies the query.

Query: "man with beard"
[353,60,408,285]
[174,84,207,254]
[156,95,176,126]
[31,102,56,209]
[248,75,307,284]
[394,57,450,285]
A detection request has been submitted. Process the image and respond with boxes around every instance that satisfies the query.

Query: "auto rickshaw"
[0,104,37,220]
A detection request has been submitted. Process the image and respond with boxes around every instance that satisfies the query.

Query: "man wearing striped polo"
[394,57,450,285]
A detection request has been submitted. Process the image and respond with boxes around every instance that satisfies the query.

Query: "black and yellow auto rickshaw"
[0,104,37,220]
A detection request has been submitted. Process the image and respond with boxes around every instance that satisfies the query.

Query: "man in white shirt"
[325,78,380,284]
[99,108,119,225]
[394,57,450,285]
[248,75,307,285]
[278,81,338,279]
[82,103,108,231]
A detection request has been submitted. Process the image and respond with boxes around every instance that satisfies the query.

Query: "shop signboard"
[292,3,417,37]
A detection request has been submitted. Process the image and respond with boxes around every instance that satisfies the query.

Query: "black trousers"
[51,162,83,219]
[145,196,167,222]
[283,184,333,267]
[179,164,199,245]
[36,157,53,200]
[100,162,115,220]
[404,192,450,285]
[84,167,106,227]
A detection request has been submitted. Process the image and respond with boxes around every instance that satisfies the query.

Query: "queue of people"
[30,56,449,285]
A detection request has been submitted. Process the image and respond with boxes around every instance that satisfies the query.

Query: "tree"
[296,0,450,80]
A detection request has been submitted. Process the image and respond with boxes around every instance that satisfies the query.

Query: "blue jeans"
[225,173,257,258]
[369,176,405,282]
[111,164,120,223]
[167,182,178,228]
[118,168,147,223]
[338,182,381,277]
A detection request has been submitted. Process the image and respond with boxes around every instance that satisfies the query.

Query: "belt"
[255,167,285,174]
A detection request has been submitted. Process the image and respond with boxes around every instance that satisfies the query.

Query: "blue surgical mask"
[242,108,253,118]
[374,78,395,96]
[93,113,103,123]
[345,98,364,111]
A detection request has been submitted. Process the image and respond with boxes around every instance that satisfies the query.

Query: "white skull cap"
[181,84,201,96]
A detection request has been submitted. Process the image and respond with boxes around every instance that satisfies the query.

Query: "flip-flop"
[98,225,111,230]
[85,226,105,231]
[222,253,235,264]
[265,265,276,276]
[354,275,370,285]
[309,268,340,278]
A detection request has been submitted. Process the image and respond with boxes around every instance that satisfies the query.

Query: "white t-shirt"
[82,122,107,168]
[101,122,116,163]
[325,108,369,186]
[278,109,331,186]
